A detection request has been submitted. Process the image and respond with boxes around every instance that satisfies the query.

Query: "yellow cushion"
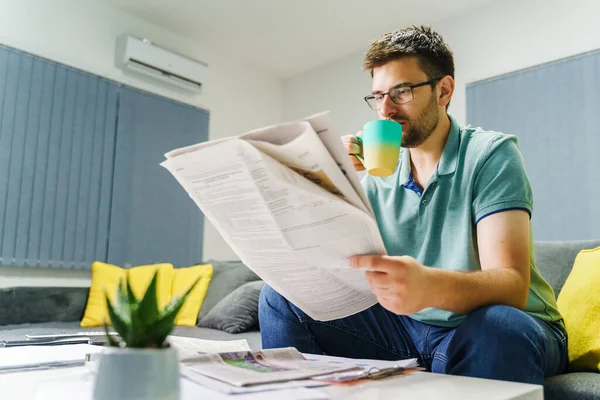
[128,263,175,311]
[172,264,213,326]
[80,262,174,327]
[557,247,600,372]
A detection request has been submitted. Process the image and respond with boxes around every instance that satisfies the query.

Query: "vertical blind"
[0,45,209,269]
[0,46,118,268]
[108,88,208,268]
[466,50,600,241]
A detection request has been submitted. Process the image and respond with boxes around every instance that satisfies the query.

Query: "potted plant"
[93,270,199,400]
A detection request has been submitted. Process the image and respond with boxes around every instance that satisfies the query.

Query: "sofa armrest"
[0,287,89,326]
[535,240,600,296]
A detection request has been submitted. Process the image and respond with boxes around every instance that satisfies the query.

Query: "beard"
[394,93,440,148]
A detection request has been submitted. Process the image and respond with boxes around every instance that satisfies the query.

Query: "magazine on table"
[180,347,357,387]
[180,347,420,390]
[161,112,387,321]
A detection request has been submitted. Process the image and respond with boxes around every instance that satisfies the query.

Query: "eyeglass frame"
[364,77,443,110]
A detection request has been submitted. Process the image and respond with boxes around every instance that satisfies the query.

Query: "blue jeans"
[258,285,568,385]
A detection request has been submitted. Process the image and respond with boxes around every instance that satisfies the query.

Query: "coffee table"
[321,370,542,399]
[0,365,542,399]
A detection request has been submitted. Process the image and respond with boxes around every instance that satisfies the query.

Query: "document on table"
[0,336,251,374]
[181,347,359,387]
[167,336,251,360]
[0,344,104,373]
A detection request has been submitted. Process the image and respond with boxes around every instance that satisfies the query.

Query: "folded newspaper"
[181,348,419,390]
[181,347,357,387]
[161,111,387,321]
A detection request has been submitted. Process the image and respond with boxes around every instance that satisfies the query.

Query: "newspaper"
[180,347,358,387]
[167,336,251,360]
[161,111,387,321]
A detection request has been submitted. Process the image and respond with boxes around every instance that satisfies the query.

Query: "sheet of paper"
[302,354,419,370]
[168,336,251,360]
[181,366,326,394]
[0,344,105,372]
[304,111,375,217]
[242,119,368,214]
[181,347,357,387]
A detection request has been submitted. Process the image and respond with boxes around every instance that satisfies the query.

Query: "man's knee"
[259,284,306,320]
[456,305,544,352]
[259,284,283,314]
[464,305,537,335]
[445,305,549,384]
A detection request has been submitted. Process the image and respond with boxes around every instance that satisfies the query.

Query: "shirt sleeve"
[472,135,533,224]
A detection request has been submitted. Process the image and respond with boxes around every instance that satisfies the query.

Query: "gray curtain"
[467,50,600,241]
[0,44,209,269]
[0,45,118,268]
[107,88,209,268]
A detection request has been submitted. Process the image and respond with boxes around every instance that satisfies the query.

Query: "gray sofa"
[0,259,265,350]
[1,240,599,399]
[534,240,600,400]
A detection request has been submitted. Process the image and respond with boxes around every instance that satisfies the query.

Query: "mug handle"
[354,135,366,166]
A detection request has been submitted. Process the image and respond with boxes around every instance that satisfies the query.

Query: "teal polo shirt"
[361,115,563,328]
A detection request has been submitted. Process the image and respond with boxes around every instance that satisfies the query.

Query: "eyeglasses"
[364,77,442,110]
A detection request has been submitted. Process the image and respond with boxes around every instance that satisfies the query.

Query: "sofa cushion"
[545,372,600,400]
[81,262,175,327]
[172,264,213,326]
[0,287,89,326]
[534,240,600,296]
[198,260,261,321]
[198,281,264,334]
[557,247,600,372]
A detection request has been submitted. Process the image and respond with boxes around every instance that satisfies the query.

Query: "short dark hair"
[363,26,455,81]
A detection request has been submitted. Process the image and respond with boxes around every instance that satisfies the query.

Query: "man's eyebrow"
[372,82,412,94]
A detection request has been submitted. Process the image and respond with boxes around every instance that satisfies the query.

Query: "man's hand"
[341,133,365,172]
[349,255,431,315]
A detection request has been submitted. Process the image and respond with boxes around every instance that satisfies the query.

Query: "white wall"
[283,0,600,130]
[0,0,282,287]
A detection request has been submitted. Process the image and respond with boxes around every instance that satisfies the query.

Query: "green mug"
[355,119,402,177]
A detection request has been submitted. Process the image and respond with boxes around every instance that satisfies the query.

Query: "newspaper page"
[180,347,358,387]
[167,336,251,361]
[161,112,386,321]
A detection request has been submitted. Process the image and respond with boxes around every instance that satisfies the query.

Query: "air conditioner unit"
[115,34,208,92]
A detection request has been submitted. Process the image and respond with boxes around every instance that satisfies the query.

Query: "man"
[259,26,567,385]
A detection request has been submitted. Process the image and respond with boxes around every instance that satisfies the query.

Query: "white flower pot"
[93,346,180,400]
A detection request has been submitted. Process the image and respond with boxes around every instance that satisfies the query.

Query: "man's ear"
[438,76,455,108]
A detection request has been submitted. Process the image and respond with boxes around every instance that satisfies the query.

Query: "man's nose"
[379,95,398,119]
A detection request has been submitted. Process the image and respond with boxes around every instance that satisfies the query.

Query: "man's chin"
[401,132,419,148]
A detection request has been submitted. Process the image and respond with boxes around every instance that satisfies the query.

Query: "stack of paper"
[180,347,419,395]
[0,344,104,373]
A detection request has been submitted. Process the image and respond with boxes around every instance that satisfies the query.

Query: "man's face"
[371,57,440,148]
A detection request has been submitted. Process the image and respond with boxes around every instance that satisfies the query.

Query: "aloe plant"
[103,270,199,348]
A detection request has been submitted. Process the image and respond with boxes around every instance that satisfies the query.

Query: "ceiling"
[100,0,497,78]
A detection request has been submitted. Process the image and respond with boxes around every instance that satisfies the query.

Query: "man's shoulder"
[458,124,519,166]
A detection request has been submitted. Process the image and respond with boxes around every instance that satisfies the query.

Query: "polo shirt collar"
[398,114,460,186]
[437,114,460,176]
[398,147,412,186]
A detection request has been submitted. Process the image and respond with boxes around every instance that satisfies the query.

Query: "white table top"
[0,365,542,400]
[321,370,543,400]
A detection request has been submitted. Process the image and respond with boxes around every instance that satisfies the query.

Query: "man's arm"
[428,209,531,314]
[349,209,531,315]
